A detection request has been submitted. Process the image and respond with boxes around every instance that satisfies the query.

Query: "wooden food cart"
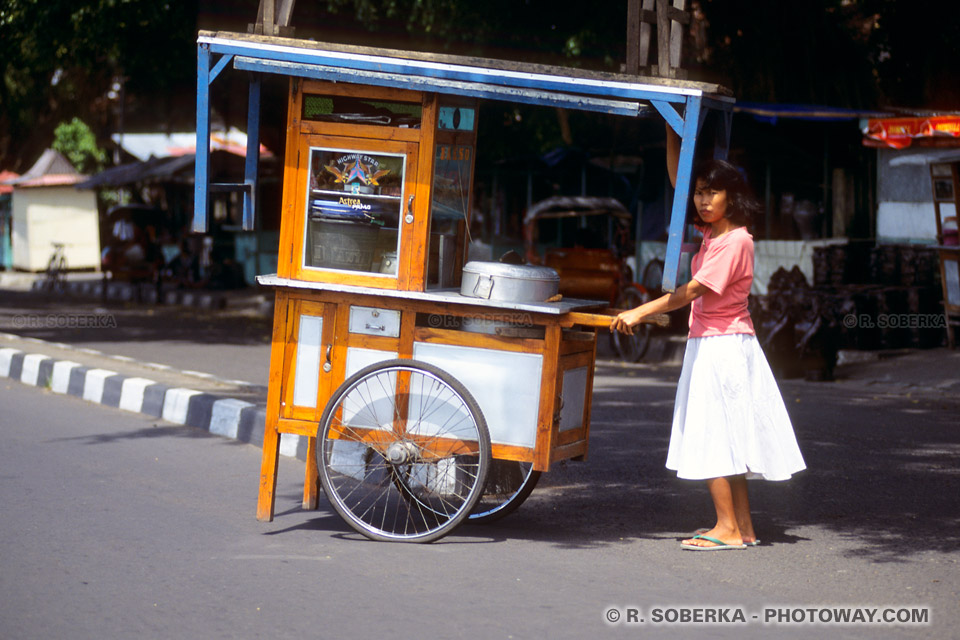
[194,30,734,542]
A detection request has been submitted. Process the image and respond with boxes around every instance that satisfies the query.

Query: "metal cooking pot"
[460,261,560,302]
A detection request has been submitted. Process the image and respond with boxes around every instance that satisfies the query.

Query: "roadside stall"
[929,157,960,347]
[194,30,734,542]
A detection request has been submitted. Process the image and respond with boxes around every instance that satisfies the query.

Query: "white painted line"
[181,370,217,379]
[209,398,255,438]
[118,377,156,413]
[161,388,202,424]
[0,348,22,377]
[51,361,81,394]
[110,355,136,363]
[82,369,118,403]
[20,353,50,386]
[77,348,103,356]
[279,433,301,458]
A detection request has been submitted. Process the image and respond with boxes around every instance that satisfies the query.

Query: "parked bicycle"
[42,242,68,292]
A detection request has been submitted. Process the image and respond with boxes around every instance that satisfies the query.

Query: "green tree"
[52,118,106,175]
[0,0,197,172]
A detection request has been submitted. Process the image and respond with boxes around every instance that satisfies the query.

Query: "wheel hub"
[384,440,418,465]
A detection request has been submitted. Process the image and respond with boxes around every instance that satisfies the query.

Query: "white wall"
[11,187,100,271]
[876,148,955,244]
[876,201,947,244]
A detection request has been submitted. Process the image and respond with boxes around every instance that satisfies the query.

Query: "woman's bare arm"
[610,279,709,335]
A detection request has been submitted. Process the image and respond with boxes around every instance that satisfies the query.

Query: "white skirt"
[666,333,806,481]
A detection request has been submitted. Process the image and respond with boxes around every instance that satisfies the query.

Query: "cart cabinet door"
[283,134,423,290]
[412,343,542,448]
[281,300,335,421]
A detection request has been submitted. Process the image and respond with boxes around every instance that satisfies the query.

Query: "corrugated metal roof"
[113,127,272,162]
[200,31,733,108]
[0,170,20,194]
[6,149,86,188]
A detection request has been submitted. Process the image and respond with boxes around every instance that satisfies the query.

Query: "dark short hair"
[687,158,761,229]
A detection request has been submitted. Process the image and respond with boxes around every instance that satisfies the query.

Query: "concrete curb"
[0,343,310,462]
[31,279,230,309]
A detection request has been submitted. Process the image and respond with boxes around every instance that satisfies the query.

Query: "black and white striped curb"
[31,279,228,309]
[0,341,309,461]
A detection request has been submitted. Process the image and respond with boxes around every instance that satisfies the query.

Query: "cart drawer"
[349,306,401,337]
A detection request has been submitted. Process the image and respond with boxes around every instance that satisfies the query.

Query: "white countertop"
[256,274,606,315]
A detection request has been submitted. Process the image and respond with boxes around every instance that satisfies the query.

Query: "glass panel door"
[298,137,418,280]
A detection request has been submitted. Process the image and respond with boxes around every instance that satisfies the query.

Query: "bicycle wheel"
[43,255,67,292]
[54,256,67,291]
[469,459,540,524]
[318,359,491,543]
[610,286,652,362]
[642,258,664,294]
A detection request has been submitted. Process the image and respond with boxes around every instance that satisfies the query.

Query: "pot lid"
[462,261,560,282]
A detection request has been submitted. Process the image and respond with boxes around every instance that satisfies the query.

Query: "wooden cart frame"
[193,30,735,540]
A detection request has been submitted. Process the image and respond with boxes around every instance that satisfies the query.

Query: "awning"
[863,116,960,149]
[735,102,891,125]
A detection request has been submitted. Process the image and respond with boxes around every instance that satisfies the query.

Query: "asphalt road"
[2,358,957,638]
[0,290,274,385]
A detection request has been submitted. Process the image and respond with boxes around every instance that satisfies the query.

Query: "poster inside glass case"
[304,147,406,275]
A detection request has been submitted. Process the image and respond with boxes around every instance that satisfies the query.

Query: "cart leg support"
[303,436,320,510]
[257,413,281,521]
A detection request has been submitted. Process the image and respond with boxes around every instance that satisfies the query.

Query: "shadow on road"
[0,290,271,347]
[466,377,960,562]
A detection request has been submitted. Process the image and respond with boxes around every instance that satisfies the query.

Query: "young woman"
[610,154,805,551]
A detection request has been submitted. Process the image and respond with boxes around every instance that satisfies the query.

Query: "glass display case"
[303,147,406,275]
[279,80,477,292]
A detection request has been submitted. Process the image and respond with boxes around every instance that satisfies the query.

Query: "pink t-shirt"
[688,226,755,337]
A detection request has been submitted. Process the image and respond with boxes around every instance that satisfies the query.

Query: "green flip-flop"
[694,528,760,546]
[681,534,747,551]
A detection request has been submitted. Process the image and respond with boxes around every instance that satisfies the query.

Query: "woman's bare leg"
[682,476,744,548]
[729,475,757,544]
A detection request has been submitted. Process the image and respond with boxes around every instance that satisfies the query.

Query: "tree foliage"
[0,0,197,172]
[1,1,957,175]
[52,118,106,175]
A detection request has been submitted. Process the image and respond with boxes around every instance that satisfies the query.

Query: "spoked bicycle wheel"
[610,285,652,362]
[469,459,540,524]
[43,255,67,293]
[318,359,491,543]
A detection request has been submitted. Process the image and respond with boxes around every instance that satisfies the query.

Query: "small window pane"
[304,147,405,275]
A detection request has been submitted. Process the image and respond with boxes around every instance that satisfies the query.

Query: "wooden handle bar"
[565,311,670,328]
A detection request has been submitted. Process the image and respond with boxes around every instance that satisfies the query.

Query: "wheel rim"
[612,287,652,362]
[469,459,540,523]
[319,360,490,542]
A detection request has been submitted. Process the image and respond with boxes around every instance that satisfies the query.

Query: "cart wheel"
[641,258,665,295]
[610,286,652,362]
[469,459,541,524]
[318,359,491,543]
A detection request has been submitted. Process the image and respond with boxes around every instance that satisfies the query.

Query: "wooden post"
[625,0,689,79]
[250,0,297,37]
